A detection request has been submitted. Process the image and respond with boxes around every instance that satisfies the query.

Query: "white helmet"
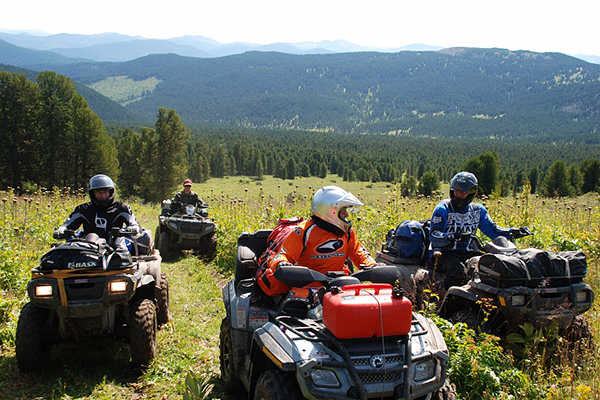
[311,186,363,232]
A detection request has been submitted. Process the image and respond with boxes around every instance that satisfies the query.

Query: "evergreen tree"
[142,108,190,201]
[567,164,583,196]
[286,158,297,180]
[580,159,600,193]
[402,175,418,197]
[273,159,285,179]
[115,128,143,198]
[256,158,264,180]
[528,167,539,194]
[36,71,76,187]
[418,171,440,196]
[210,145,228,178]
[299,162,311,177]
[461,151,500,196]
[0,72,40,189]
[542,160,573,197]
[70,94,118,188]
[318,162,327,179]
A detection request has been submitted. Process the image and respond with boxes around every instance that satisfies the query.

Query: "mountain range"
[0,31,444,62]
[0,31,599,140]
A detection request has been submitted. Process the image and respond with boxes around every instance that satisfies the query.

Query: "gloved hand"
[510,227,531,239]
[445,231,466,242]
[53,226,66,240]
[277,261,293,269]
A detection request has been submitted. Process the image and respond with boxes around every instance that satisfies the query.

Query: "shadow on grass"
[0,338,143,399]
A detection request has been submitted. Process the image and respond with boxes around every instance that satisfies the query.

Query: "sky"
[2,0,600,56]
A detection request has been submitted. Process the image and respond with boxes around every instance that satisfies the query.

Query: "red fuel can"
[323,283,412,339]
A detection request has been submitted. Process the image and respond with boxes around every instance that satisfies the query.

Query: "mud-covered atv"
[436,236,595,338]
[155,200,217,260]
[15,227,171,372]
[220,230,455,400]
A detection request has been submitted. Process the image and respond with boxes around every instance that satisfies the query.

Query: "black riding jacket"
[59,201,140,240]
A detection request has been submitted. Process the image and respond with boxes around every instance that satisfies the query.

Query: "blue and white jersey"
[429,200,510,253]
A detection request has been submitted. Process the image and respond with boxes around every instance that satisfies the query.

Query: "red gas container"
[323,283,412,339]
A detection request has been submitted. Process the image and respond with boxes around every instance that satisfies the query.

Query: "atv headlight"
[577,290,589,303]
[34,284,53,297]
[310,369,340,388]
[511,294,526,307]
[414,360,436,382]
[109,280,128,293]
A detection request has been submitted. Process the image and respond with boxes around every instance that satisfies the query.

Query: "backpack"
[256,217,315,296]
[385,220,429,260]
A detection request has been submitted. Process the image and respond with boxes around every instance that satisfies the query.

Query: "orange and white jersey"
[267,219,376,276]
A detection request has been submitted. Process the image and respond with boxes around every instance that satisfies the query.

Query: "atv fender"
[438,285,480,319]
[251,322,296,371]
[248,322,296,397]
[140,274,155,286]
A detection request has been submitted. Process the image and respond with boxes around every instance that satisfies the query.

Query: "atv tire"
[431,379,457,400]
[450,309,481,333]
[154,227,161,249]
[15,303,51,372]
[254,369,302,400]
[219,318,243,393]
[202,232,217,261]
[159,231,170,259]
[129,298,157,368]
[562,315,593,351]
[157,272,171,326]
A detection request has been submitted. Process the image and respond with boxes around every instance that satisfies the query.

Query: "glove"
[446,231,467,242]
[53,226,66,239]
[276,261,293,269]
[510,227,531,239]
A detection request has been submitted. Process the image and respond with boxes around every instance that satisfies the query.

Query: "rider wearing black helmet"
[429,171,530,288]
[54,174,141,242]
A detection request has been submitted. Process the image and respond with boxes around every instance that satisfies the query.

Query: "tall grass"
[1,176,599,399]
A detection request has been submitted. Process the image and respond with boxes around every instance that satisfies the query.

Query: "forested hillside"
[0,63,140,123]
[35,48,600,138]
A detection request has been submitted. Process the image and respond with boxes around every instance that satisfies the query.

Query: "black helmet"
[450,172,478,209]
[89,174,115,208]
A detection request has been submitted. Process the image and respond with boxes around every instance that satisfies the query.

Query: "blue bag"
[385,220,428,260]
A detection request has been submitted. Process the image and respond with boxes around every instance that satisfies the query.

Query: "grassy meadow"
[0,175,599,399]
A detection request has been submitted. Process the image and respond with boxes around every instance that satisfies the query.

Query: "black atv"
[15,227,170,371]
[155,200,217,260]
[436,236,594,338]
[220,230,455,400]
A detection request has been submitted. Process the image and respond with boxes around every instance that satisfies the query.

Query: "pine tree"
[418,171,440,196]
[580,159,600,193]
[286,158,297,180]
[139,108,190,202]
[36,71,77,188]
[542,160,573,197]
[0,72,40,189]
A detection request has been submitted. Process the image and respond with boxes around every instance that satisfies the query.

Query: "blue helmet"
[89,174,115,208]
[450,172,478,209]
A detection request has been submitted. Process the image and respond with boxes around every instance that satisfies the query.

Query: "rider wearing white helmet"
[260,186,376,296]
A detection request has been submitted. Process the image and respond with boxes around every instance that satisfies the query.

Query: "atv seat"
[483,236,517,254]
[235,230,271,287]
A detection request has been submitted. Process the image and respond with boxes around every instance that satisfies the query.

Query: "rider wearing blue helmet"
[429,171,530,288]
